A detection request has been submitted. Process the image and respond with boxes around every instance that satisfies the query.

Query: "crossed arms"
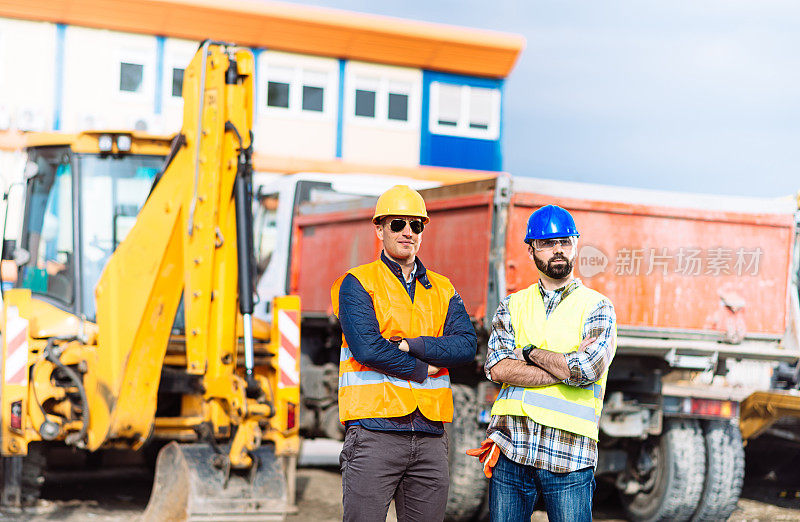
[338,274,477,383]
[486,296,616,388]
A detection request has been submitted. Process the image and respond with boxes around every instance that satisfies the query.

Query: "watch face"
[389,335,403,343]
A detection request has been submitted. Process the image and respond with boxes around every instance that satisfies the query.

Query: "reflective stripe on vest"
[331,259,455,422]
[339,371,451,390]
[496,385,598,423]
[490,282,615,440]
[338,345,452,391]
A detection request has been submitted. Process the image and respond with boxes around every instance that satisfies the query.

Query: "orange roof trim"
[0,0,525,78]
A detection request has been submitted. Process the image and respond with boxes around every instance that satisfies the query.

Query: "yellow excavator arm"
[91,41,257,450]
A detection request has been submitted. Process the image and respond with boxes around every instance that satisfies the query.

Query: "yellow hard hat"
[372,185,429,224]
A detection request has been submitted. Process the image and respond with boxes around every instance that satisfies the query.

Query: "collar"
[380,251,432,289]
[538,278,581,299]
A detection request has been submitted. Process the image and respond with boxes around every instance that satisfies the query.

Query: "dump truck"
[250,173,800,521]
[0,42,300,519]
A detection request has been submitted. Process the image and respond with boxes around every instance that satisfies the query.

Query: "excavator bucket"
[141,442,287,521]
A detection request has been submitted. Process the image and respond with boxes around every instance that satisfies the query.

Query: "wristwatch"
[521,345,537,364]
[389,335,404,344]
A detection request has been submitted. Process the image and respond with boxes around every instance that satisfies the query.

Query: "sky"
[291,0,800,197]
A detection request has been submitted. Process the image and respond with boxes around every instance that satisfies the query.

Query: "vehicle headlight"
[116,134,132,152]
[98,134,113,153]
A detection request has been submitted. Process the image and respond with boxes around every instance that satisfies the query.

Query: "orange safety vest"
[331,259,454,423]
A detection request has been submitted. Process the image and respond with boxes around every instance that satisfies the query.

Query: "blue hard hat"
[524,205,580,243]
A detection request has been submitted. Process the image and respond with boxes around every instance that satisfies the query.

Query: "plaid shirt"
[485,278,616,472]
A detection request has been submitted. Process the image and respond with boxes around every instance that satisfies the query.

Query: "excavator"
[0,42,299,519]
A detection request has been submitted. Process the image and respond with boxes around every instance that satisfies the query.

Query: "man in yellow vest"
[470,204,616,522]
[331,185,477,521]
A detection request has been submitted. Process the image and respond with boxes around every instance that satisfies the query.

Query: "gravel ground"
[287,466,800,522]
[0,434,798,521]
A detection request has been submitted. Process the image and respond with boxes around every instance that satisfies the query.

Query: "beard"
[534,252,573,279]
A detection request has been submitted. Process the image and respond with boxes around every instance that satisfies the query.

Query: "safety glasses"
[389,218,425,234]
[532,237,576,251]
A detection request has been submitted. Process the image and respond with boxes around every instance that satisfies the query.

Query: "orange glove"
[466,438,501,478]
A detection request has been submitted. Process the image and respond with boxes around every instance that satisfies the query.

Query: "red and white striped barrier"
[4,306,28,386]
[278,308,300,388]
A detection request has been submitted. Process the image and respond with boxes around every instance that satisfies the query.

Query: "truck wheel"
[445,384,488,522]
[320,404,345,440]
[621,418,705,522]
[691,420,744,521]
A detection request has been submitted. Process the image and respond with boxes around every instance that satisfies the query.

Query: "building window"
[349,75,415,126]
[119,62,144,93]
[435,83,460,127]
[429,82,501,140]
[388,93,409,122]
[355,89,376,118]
[302,86,324,111]
[268,81,290,108]
[266,65,292,109]
[301,70,327,112]
[263,63,332,116]
[171,68,184,98]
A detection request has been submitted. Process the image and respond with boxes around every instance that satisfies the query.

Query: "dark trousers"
[489,453,594,522]
[340,425,449,522]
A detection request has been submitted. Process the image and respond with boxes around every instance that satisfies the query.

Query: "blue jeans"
[489,453,595,522]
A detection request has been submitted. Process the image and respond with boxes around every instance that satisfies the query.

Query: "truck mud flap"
[141,441,287,521]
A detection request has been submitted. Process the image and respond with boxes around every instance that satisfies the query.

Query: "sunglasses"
[388,218,425,234]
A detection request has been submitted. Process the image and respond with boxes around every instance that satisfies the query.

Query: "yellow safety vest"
[331,259,454,423]
[490,282,615,440]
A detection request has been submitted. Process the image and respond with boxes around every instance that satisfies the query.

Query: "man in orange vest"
[331,185,477,521]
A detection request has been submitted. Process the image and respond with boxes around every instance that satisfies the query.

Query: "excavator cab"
[0,43,299,520]
[9,131,168,319]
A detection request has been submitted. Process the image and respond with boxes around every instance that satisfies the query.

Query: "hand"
[427,364,440,376]
[398,340,409,352]
[513,347,525,360]
[578,337,597,352]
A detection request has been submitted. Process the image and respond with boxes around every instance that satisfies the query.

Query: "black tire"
[445,384,488,522]
[621,418,706,522]
[691,420,744,521]
[20,443,46,506]
[320,404,345,440]
[1,443,45,507]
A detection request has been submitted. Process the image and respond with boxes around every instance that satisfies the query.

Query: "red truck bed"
[291,176,796,343]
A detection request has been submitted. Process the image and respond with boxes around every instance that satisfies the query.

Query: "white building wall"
[254,50,338,160]
[342,61,421,167]
[0,19,56,132]
[158,37,198,134]
[0,19,430,169]
[61,26,157,133]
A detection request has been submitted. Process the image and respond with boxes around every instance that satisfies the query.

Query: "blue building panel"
[154,36,165,115]
[424,134,501,171]
[420,70,504,172]
[336,58,345,158]
[53,23,66,131]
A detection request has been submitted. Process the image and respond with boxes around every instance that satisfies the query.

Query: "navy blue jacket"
[338,252,477,433]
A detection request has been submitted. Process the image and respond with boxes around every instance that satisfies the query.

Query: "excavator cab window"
[77,153,161,320]
[18,148,164,318]
[18,147,75,305]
